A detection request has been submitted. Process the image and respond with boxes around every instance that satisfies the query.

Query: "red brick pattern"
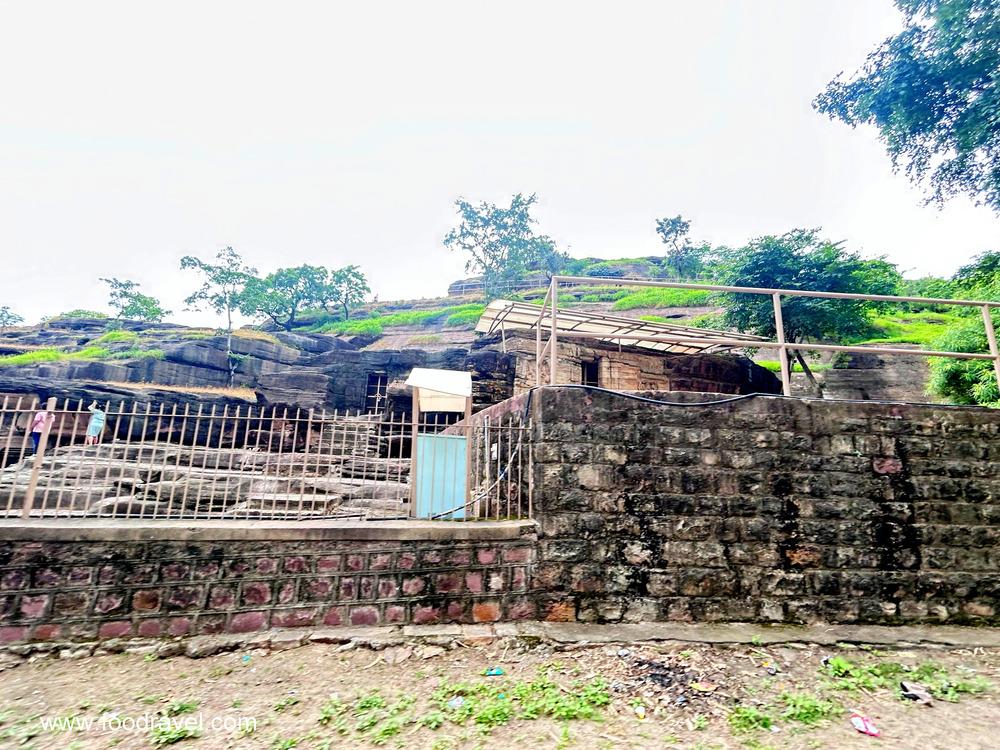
[0,539,535,642]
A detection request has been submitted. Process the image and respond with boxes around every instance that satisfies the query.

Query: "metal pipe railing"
[533,276,1000,398]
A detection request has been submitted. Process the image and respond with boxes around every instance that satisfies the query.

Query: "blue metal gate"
[414,433,467,520]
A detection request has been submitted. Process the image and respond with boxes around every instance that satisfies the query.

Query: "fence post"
[982,305,1000,394]
[771,293,792,396]
[22,396,56,518]
[549,277,558,385]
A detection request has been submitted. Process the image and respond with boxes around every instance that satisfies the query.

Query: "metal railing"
[0,396,531,522]
[535,276,1000,397]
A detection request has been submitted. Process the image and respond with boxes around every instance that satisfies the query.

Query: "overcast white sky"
[1,0,997,326]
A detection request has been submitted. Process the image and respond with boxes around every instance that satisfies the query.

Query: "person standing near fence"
[29,404,54,454]
[85,400,106,445]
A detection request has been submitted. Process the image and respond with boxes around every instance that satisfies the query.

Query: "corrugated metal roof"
[475,299,767,354]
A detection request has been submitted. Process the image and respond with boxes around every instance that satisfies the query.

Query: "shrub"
[611,288,713,311]
[928,319,999,406]
[53,309,108,319]
[93,330,139,345]
[107,348,166,361]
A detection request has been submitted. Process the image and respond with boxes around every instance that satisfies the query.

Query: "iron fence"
[0,396,531,522]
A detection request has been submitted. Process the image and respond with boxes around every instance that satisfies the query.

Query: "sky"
[1,0,997,327]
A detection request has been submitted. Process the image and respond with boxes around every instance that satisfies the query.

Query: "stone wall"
[529,388,1000,625]
[504,336,780,396]
[0,525,536,642]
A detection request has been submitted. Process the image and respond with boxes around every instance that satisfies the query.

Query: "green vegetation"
[850,311,963,345]
[821,655,989,700]
[163,699,199,716]
[0,306,24,332]
[757,360,832,374]
[816,0,1000,211]
[0,349,66,367]
[57,309,109,319]
[611,288,713,311]
[312,304,485,336]
[407,334,444,345]
[108,347,166,361]
[779,693,841,725]
[92,330,139,345]
[444,193,565,299]
[149,724,200,745]
[312,672,610,746]
[101,277,170,322]
[727,706,774,733]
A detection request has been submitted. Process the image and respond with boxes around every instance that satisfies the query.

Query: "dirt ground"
[2,637,999,750]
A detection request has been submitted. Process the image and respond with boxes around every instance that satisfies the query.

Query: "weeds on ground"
[162,700,198,716]
[821,656,991,701]
[149,724,200,745]
[779,693,841,724]
[274,695,301,712]
[311,672,610,745]
[727,706,774,733]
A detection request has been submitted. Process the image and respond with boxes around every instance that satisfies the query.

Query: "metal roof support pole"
[772,293,792,397]
[982,305,1000,395]
[535,312,542,386]
[549,277,558,385]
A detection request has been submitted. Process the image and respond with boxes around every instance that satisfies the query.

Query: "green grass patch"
[0,349,67,367]
[92,330,139,344]
[779,693,841,725]
[756,359,833,373]
[312,304,485,335]
[408,334,444,345]
[318,673,610,745]
[727,705,774,733]
[107,347,166,361]
[611,288,713,311]
[851,311,965,346]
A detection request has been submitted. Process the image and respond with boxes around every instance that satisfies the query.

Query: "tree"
[655,215,711,278]
[815,0,1000,211]
[927,250,999,406]
[240,265,332,331]
[180,247,257,384]
[717,229,902,393]
[0,306,24,333]
[100,278,170,322]
[444,193,562,299]
[325,265,370,320]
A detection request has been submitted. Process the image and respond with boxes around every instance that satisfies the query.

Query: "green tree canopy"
[240,265,331,331]
[654,214,712,278]
[444,193,565,299]
[100,278,170,322]
[815,0,1000,211]
[717,229,902,390]
[326,265,371,320]
[927,250,1000,406]
[180,247,258,383]
[0,306,24,333]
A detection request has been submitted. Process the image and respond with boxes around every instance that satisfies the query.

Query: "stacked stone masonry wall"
[529,388,1000,626]
[0,538,535,643]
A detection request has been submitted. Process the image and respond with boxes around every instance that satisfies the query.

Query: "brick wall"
[529,388,1000,625]
[0,534,536,643]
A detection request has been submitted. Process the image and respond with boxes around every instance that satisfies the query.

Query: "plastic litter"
[761,660,779,676]
[241,654,251,664]
[484,667,505,677]
[617,648,631,658]
[633,704,646,720]
[900,681,933,706]
[447,697,466,710]
[849,711,880,737]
